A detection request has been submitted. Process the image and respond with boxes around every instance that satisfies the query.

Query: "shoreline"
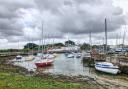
[1,56,128,89]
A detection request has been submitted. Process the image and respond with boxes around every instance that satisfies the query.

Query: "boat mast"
[105,18,107,53]
[89,31,92,51]
[116,34,118,48]
[42,23,44,55]
[37,39,40,53]
[18,40,20,53]
[122,26,126,51]
[67,32,69,52]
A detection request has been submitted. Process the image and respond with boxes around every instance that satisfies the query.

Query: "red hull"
[35,60,53,67]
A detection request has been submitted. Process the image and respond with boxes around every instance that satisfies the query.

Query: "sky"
[0,0,128,49]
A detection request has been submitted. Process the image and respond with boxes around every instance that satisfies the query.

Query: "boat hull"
[67,54,74,58]
[35,60,53,67]
[95,66,119,74]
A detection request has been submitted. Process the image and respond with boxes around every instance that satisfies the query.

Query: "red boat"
[35,59,54,67]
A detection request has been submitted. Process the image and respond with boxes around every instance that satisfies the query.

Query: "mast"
[105,18,107,53]
[52,38,54,49]
[31,39,33,55]
[116,34,118,48]
[122,26,126,51]
[41,23,44,55]
[68,32,69,46]
[89,31,92,51]
[38,40,40,53]
[18,40,19,50]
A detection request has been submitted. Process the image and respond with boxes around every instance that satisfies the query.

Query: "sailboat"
[25,41,35,61]
[67,52,75,58]
[95,62,119,74]
[44,34,55,59]
[35,23,54,67]
[12,41,25,62]
[95,18,120,74]
[65,33,75,58]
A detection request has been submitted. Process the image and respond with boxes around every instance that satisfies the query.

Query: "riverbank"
[0,72,100,89]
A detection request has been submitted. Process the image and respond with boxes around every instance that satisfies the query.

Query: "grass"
[0,72,98,89]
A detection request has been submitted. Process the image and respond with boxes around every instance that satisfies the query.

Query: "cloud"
[34,0,125,35]
[0,0,127,49]
[0,0,35,39]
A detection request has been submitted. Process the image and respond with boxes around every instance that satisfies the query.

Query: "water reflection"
[38,54,95,76]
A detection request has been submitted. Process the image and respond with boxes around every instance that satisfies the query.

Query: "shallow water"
[39,54,95,77]
[13,54,128,80]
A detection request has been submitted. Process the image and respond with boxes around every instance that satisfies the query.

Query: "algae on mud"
[0,72,99,89]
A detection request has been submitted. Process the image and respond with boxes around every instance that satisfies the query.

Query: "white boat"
[67,53,74,58]
[82,52,91,59]
[16,55,22,59]
[95,62,119,74]
[11,55,25,62]
[46,54,55,59]
[25,55,35,61]
[75,53,82,58]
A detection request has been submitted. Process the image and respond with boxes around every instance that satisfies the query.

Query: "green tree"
[54,43,64,47]
[80,43,90,50]
[24,43,38,49]
[65,40,75,46]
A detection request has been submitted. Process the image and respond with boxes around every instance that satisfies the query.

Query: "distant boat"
[46,54,55,59]
[12,55,25,62]
[67,53,74,58]
[75,53,82,58]
[65,52,69,56]
[16,55,22,60]
[25,55,35,61]
[12,40,25,62]
[95,62,119,74]
[82,52,91,59]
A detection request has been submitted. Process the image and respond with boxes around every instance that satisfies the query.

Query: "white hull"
[67,54,74,58]
[25,55,35,61]
[95,62,120,74]
[46,54,55,59]
[95,62,119,74]
[11,57,25,62]
[95,66,119,74]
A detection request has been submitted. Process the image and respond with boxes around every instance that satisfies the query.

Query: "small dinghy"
[67,53,74,58]
[11,55,25,62]
[46,54,55,59]
[95,62,120,74]
[25,55,35,61]
[75,53,82,58]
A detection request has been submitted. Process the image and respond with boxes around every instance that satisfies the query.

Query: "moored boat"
[95,62,120,74]
[16,55,23,60]
[46,54,55,59]
[35,59,54,67]
[67,53,74,58]
[11,55,25,62]
[75,53,82,58]
[82,52,91,60]
[25,55,35,61]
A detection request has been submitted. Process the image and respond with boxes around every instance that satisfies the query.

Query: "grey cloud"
[0,0,126,44]
[0,0,35,39]
[34,0,125,36]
